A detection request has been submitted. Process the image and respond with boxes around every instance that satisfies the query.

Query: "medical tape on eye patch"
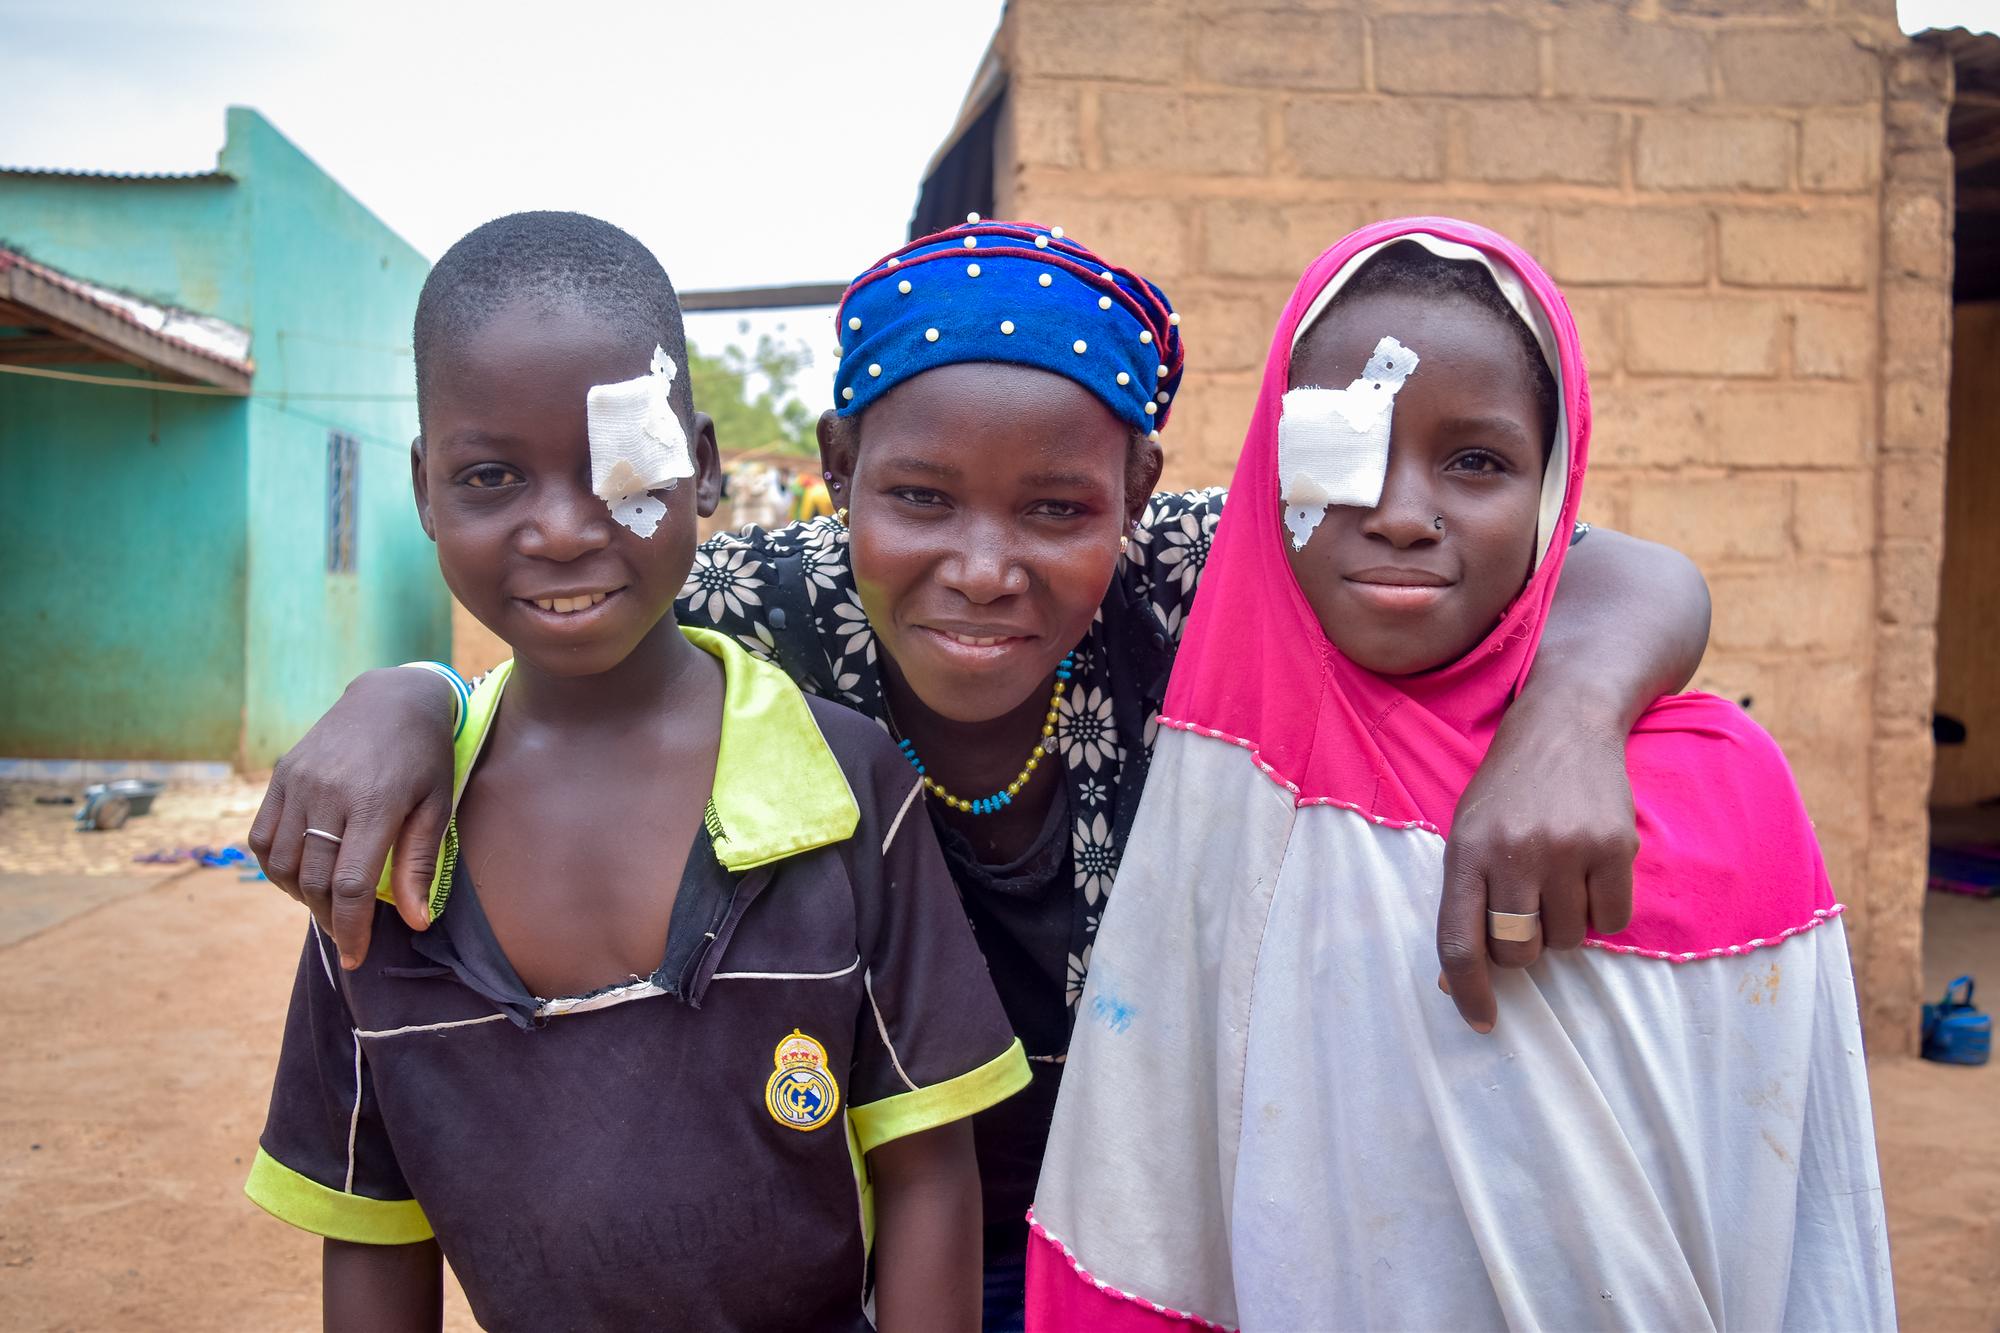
[587,345,693,538]
[1277,335,1419,550]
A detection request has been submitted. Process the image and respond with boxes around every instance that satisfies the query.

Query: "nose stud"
[1433,515,1445,532]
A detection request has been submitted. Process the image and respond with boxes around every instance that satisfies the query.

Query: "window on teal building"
[326,431,359,574]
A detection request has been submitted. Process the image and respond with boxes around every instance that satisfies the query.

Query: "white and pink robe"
[1027,218,1894,1332]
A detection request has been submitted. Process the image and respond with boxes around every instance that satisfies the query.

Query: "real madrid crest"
[765,1029,840,1132]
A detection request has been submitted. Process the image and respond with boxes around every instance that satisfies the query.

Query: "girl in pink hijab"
[1026,218,1894,1332]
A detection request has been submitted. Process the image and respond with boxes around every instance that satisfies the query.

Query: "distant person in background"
[727,460,788,532]
[792,467,835,522]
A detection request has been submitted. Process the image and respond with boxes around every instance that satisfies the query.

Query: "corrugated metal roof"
[0,166,234,181]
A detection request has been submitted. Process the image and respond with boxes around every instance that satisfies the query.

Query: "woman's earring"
[1119,534,1130,555]
[835,507,849,527]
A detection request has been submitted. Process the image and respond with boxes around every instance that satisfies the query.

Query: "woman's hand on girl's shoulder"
[248,667,456,969]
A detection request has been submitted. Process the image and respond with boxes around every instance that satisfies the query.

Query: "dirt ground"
[0,778,269,879]
[0,783,1995,1330]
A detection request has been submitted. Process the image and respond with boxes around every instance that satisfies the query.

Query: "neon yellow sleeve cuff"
[849,1038,1032,1155]
[244,1147,434,1245]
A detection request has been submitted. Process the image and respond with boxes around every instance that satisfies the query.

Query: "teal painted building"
[0,108,448,765]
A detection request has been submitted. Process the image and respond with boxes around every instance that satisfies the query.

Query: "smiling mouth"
[915,625,1037,660]
[521,588,623,615]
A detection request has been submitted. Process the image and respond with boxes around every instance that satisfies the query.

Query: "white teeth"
[532,593,612,614]
[946,633,1003,647]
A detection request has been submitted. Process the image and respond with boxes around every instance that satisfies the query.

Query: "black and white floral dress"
[678,487,1226,1015]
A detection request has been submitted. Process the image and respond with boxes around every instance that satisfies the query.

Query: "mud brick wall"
[991,0,1954,1051]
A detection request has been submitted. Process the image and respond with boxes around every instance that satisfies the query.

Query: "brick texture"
[1550,15,1711,103]
[1193,12,1365,91]
[1284,100,1446,180]
[1200,199,1375,277]
[1455,105,1623,186]
[1625,296,1784,377]
[1801,112,1884,192]
[1101,90,1267,175]
[1716,30,1881,106]
[1374,15,1539,97]
[1009,5,1186,83]
[1793,470,1875,556]
[1719,209,1873,289]
[1627,474,1791,562]
[1548,208,1709,286]
[1791,301,1873,379]
[1636,115,1795,191]
[1711,385,1868,467]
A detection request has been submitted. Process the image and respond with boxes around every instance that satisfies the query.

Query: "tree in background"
[687,323,818,455]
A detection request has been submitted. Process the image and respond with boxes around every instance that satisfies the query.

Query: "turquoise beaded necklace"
[895,652,1075,815]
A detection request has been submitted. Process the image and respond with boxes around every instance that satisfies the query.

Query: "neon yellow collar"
[377,626,860,915]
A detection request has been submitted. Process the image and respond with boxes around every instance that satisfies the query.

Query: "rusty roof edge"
[0,166,236,181]
[0,245,255,379]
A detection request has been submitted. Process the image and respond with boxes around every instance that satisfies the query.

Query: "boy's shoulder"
[800,690,897,765]
[798,692,916,821]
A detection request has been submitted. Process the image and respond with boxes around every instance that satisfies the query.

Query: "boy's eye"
[462,464,524,489]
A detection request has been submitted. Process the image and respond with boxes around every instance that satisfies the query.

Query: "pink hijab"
[1164,217,1836,960]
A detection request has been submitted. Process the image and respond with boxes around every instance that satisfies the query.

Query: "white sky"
[1898,0,1998,35]
[3,0,1990,402]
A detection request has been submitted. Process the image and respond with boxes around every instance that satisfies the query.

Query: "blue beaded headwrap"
[832,217,1185,440]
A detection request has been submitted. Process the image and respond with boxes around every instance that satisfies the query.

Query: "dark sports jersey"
[246,627,1029,1331]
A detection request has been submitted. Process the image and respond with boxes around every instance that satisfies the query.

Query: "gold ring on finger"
[1486,909,1541,943]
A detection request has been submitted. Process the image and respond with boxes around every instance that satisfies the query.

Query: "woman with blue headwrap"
[251,219,1712,1326]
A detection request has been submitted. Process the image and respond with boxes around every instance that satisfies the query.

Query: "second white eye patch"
[1277,334,1420,550]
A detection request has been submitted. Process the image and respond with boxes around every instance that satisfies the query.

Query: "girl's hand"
[1435,691,1638,1032]
[248,668,456,969]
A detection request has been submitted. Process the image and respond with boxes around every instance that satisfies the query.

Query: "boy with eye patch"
[243,212,1028,1333]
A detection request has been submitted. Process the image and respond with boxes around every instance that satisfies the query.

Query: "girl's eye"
[1448,450,1508,476]
[463,464,524,489]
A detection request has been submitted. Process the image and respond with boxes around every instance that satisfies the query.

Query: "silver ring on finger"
[304,827,344,845]
[1487,909,1541,943]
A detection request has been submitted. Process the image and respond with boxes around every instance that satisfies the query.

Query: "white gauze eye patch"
[587,345,694,538]
[1277,334,1420,550]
